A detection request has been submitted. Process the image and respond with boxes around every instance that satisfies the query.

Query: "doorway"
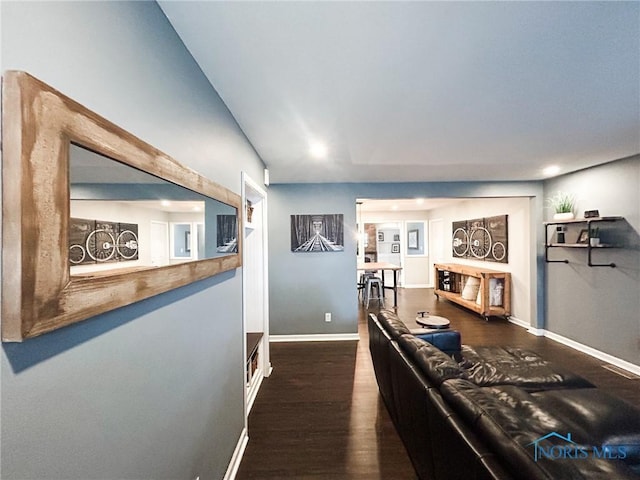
[242,172,270,419]
[149,221,169,267]
[428,218,444,287]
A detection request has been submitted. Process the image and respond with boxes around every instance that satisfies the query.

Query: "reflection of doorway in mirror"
[171,223,192,259]
[150,221,169,266]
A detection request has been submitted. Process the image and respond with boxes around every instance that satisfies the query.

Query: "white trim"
[527,328,545,337]
[542,330,640,377]
[222,427,248,480]
[246,371,264,414]
[270,333,360,343]
[508,317,640,374]
[509,316,545,336]
[241,172,270,435]
[507,315,529,330]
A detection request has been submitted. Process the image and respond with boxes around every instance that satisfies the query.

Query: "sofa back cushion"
[398,334,464,386]
[441,379,639,479]
[532,387,640,471]
[377,309,411,339]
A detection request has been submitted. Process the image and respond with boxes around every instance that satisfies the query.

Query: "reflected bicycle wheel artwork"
[69,218,139,265]
[452,215,508,263]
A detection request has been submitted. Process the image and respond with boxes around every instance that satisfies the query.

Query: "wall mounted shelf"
[544,216,623,268]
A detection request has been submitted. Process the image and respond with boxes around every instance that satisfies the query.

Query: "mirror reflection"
[69,144,237,275]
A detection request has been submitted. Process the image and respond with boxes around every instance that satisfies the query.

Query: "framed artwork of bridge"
[290,214,344,252]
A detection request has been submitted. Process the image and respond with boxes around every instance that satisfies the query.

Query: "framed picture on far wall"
[291,213,344,252]
[392,243,400,253]
[408,229,419,249]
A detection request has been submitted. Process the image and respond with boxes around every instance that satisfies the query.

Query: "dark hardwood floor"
[236,288,639,479]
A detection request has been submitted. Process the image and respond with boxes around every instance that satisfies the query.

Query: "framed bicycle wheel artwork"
[451,215,508,263]
[69,218,139,265]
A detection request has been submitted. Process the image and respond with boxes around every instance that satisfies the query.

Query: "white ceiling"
[159,1,639,184]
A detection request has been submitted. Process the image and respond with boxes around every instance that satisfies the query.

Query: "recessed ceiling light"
[391,205,399,211]
[543,165,561,176]
[161,200,171,207]
[309,141,328,159]
[416,198,425,205]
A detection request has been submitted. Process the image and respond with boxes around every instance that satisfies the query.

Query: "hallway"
[236,313,416,479]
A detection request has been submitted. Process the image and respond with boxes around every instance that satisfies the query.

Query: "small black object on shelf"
[584,209,600,218]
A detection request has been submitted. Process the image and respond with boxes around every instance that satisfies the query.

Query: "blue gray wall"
[1,2,264,479]
[269,185,358,335]
[544,156,640,366]
[269,181,545,335]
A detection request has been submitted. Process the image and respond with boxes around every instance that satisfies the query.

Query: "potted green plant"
[547,191,575,220]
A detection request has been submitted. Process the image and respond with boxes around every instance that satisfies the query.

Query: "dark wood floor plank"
[237,288,639,479]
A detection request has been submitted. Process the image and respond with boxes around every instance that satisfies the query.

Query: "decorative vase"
[590,238,600,247]
[553,212,575,221]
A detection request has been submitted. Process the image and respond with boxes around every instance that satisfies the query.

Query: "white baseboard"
[223,427,248,480]
[508,319,640,376]
[509,317,640,376]
[506,316,529,329]
[507,316,546,336]
[270,333,359,343]
[246,372,264,414]
[543,330,640,377]
[403,284,430,289]
[527,328,545,337]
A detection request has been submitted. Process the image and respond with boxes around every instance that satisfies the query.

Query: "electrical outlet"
[325,312,332,322]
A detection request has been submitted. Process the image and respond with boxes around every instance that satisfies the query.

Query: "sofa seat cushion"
[459,345,595,391]
[441,379,639,479]
[377,310,412,339]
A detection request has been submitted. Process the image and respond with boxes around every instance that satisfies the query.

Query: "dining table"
[356,261,403,308]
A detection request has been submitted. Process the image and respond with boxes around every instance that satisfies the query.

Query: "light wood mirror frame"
[2,71,242,342]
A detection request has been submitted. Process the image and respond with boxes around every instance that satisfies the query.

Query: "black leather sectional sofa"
[368,309,640,479]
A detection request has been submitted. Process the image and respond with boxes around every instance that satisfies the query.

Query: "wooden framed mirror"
[2,71,242,341]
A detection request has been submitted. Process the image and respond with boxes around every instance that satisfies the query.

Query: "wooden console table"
[434,263,511,320]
